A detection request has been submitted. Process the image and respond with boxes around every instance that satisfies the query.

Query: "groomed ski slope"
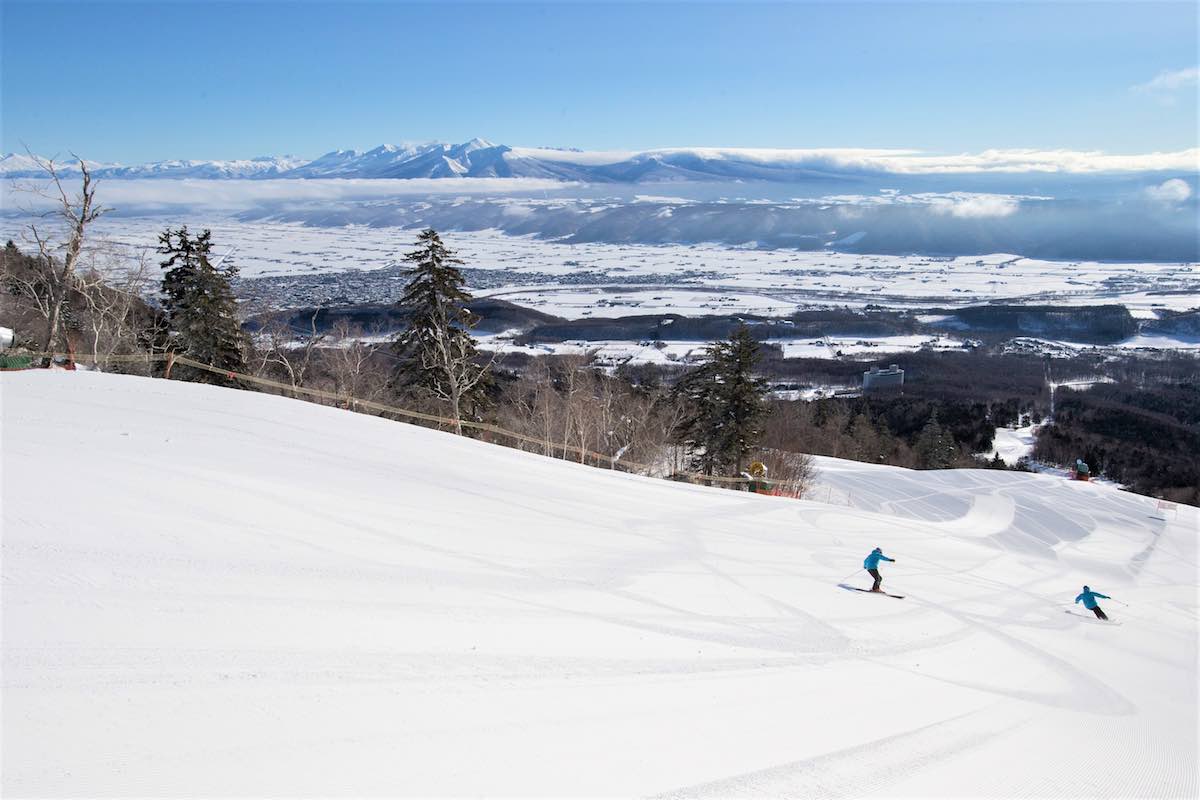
[2,370,1197,798]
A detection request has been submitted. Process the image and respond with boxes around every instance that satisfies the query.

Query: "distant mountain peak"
[460,137,496,150]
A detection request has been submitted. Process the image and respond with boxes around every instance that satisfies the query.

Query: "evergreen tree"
[391,229,491,434]
[915,409,959,469]
[673,358,725,475]
[673,324,770,476]
[158,226,246,383]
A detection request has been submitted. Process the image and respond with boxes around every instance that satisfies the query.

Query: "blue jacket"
[863,550,894,570]
[1075,589,1110,609]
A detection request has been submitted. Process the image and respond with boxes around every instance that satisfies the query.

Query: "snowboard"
[1064,609,1122,625]
[839,583,904,600]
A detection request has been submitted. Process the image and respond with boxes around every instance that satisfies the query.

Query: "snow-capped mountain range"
[0,139,853,182]
[4,138,1196,182]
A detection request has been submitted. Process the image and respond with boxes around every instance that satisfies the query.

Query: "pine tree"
[915,409,959,469]
[158,226,246,383]
[391,229,491,434]
[673,358,725,475]
[674,324,770,476]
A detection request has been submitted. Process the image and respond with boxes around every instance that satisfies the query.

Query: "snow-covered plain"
[767,335,968,359]
[475,334,714,365]
[2,371,1197,797]
[8,217,1195,318]
[472,334,966,368]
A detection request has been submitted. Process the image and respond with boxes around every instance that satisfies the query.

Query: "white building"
[863,363,904,391]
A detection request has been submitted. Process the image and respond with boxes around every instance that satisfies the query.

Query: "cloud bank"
[1,177,575,213]
[517,145,1200,175]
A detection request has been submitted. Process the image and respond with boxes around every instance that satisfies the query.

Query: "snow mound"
[2,371,1196,797]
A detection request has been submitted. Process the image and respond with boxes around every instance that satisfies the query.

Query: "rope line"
[14,350,792,490]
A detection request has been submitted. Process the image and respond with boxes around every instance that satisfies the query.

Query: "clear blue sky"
[3,1,1197,162]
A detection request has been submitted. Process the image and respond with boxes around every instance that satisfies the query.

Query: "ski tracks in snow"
[653,705,1033,799]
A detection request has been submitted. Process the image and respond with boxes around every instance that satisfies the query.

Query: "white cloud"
[636,146,1200,175]
[836,148,1199,175]
[799,191,1036,217]
[1145,178,1194,204]
[1134,66,1199,93]
[929,194,1022,218]
[0,177,576,212]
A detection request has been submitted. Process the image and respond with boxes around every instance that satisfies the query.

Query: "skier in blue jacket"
[863,547,895,592]
[1075,586,1112,620]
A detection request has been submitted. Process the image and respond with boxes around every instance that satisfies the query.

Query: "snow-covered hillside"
[2,371,1197,797]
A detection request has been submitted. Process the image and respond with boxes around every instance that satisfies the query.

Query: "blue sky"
[2,1,1197,162]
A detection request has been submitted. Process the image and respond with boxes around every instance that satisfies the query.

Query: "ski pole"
[838,568,863,583]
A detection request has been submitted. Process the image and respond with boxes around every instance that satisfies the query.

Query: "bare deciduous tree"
[253,310,326,389]
[555,353,595,461]
[419,308,497,435]
[494,354,691,474]
[76,247,152,369]
[753,448,818,499]
[326,320,387,404]
[13,153,106,357]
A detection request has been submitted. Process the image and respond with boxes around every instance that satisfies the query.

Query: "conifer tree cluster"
[391,229,491,434]
[158,226,246,382]
[673,324,770,476]
[915,409,960,469]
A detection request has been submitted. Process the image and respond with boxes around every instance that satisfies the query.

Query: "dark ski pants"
[1091,606,1108,620]
[868,568,882,591]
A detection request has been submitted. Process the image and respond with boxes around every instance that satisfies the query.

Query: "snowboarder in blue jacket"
[863,547,895,592]
[1075,586,1112,620]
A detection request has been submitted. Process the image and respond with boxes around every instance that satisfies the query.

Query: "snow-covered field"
[3,371,1197,797]
[476,333,714,365]
[1063,334,1200,352]
[767,334,968,359]
[8,216,1196,317]
[473,333,971,366]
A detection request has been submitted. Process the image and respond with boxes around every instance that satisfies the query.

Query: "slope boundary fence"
[12,351,806,494]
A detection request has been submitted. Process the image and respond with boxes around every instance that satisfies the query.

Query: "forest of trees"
[1035,383,1200,504]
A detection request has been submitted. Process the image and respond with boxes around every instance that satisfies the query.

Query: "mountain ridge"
[4,140,1196,183]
